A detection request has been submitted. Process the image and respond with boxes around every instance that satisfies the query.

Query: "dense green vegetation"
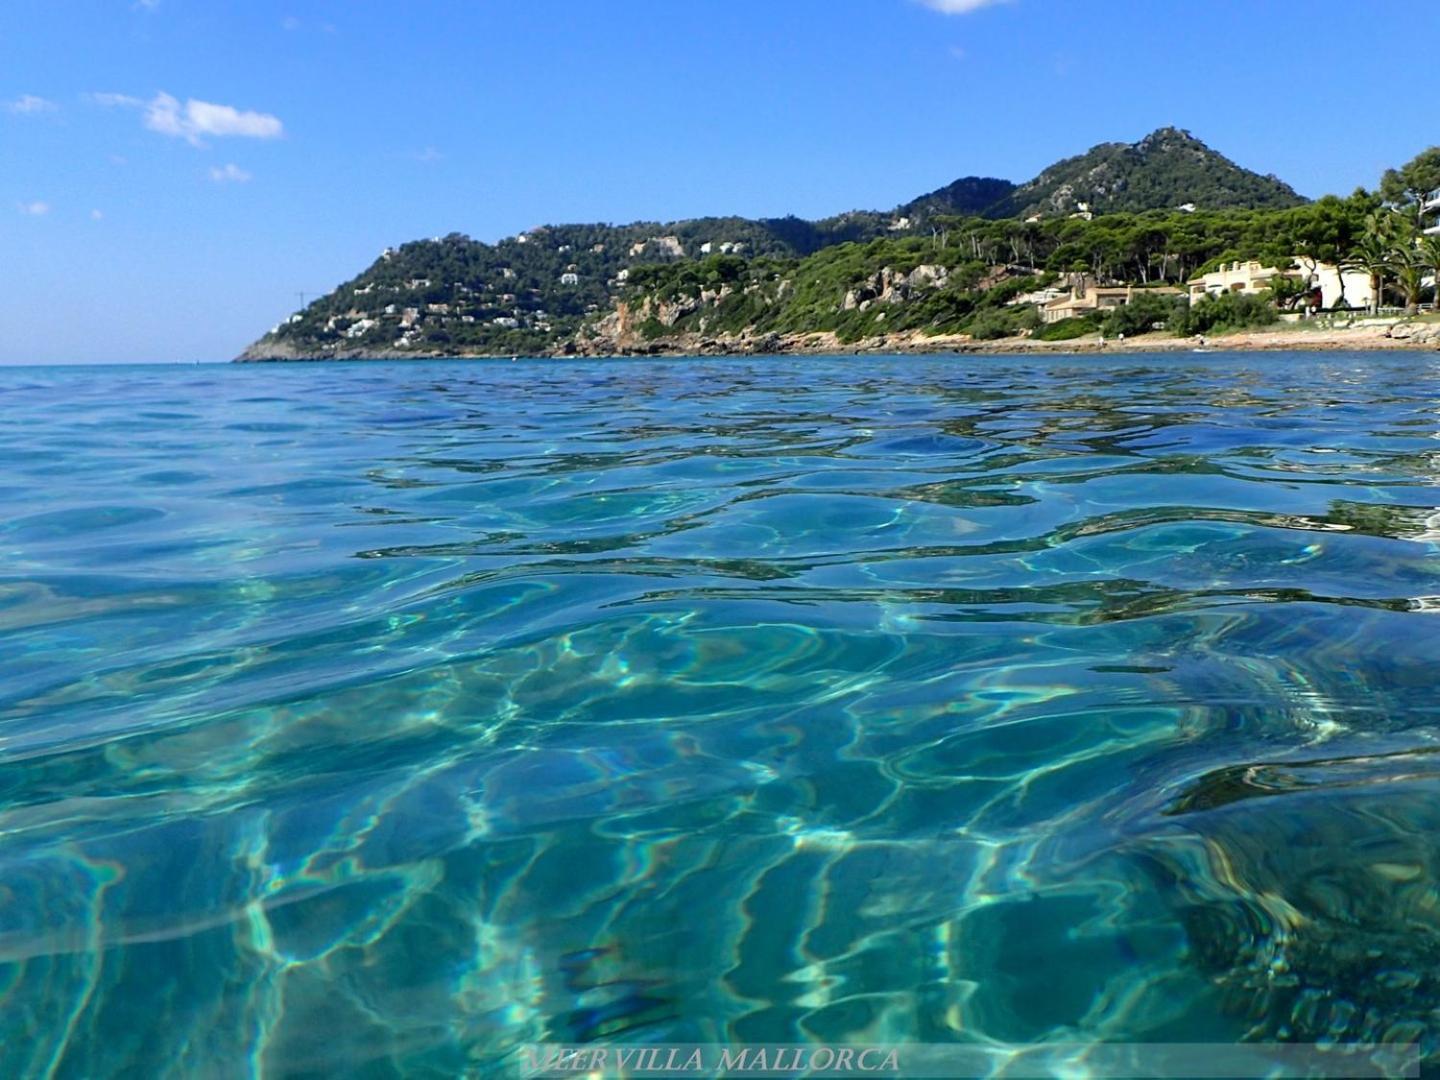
[1033,316,1099,341]
[897,128,1303,220]
[245,138,1440,358]
[900,176,1017,220]
[250,211,927,356]
[619,161,1440,345]
[622,238,1045,343]
[617,190,1388,343]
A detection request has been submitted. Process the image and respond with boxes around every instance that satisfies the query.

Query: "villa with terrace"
[1427,188,1440,236]
[1188,258,1373,311]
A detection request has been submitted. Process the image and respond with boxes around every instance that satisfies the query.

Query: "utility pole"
[296,291,309,311]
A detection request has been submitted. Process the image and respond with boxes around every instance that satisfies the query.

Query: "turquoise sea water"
[3,353,1440,1077]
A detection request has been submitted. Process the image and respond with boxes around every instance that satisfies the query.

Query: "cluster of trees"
[627,239,1042,344]
[1097,290,1276,338]
[1344,149,1440,315]
[617,207,1330,344]
[924,194,1378,286]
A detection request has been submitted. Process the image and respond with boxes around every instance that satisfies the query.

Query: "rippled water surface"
[4,354,1440,1076]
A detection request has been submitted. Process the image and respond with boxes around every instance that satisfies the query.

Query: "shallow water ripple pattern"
[3,354,1440,1076]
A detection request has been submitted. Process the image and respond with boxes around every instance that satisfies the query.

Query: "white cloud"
[6,94,58,115]
[415,146,443,163]
[209,163,252,183]
[91,209,104,220]
[19,201,50,216]
[90,92,144,108]
[91,91,284,146]
[145,93,284,145]
[916,0,1013,13]
[133,0,161,10]
[281,15,301,30]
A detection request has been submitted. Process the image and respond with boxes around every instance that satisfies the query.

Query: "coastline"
[235,319,1440,362]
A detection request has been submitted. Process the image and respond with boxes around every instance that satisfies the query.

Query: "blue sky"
[4,0,1436,364]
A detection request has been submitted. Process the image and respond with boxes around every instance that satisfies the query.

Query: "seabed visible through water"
[1,353,1439,1076]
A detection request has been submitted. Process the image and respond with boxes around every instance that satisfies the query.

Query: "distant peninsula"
[237,129,1440,361]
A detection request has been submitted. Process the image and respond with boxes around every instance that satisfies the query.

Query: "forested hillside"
[238,128,1365,361]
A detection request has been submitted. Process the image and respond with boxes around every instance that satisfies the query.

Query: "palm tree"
[1365,208,1406,244]
[1344,234,1393,315]
[1388,245,1427,316]
[1419,235,1440,311]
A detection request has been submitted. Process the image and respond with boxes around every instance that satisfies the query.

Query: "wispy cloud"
[18,201,50,216]
[280,16,337,34]
[133,0,161,10]
[91,209,104,220]
[6,94,59,115]
[209,163,252,183]
[414,146,444,164]
[147,94,284,145]
[90,91,284,147]
[90,92,145,108]
[915,0,1014,13]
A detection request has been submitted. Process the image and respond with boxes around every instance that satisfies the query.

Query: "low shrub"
[1034,315,1099,341]
[1173,291,1277,335]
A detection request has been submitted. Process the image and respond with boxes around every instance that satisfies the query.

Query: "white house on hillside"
[1426,189,1440,236]
[1188,257,1373,310]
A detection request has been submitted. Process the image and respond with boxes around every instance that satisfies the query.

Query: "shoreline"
[235,320,1440,362]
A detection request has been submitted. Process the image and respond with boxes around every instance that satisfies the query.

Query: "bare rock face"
[907,264,949,290]
[838,265,946,315]
[654,297,697,327]
[876,268,905,303]
[236,338,331,362]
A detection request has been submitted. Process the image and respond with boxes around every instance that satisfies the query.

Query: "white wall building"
[1425,189,1440,236]
[1188,257,1373,311]
[1293,257,1376,310]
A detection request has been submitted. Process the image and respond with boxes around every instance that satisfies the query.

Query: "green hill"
[990,127,1306,218]
[237,128,1312,360]
[899,176,1018,220]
